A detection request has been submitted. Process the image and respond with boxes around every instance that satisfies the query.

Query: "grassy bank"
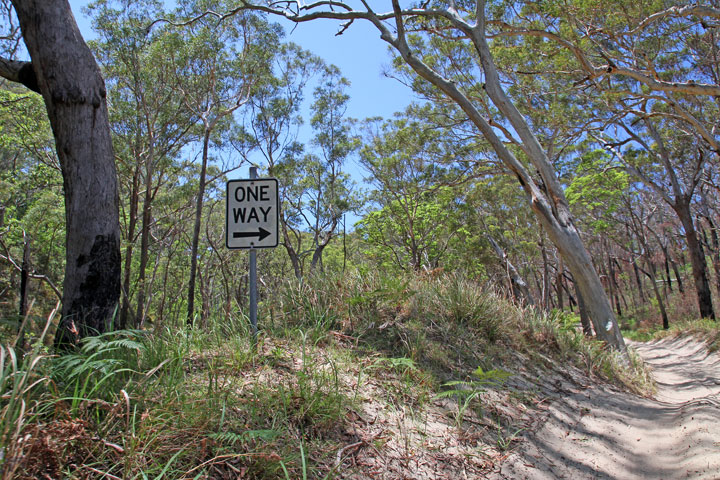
[1,272,651,479]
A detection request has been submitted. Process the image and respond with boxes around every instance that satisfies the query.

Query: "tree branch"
[0,57,39,93]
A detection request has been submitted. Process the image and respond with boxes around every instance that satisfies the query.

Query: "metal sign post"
[226,167,280,344]
[249,168,258,341]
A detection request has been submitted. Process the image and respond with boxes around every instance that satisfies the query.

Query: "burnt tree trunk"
[18,234,30,349]
[7,0,121,347]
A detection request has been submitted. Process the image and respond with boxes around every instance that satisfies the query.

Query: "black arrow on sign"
[233,227,271,242]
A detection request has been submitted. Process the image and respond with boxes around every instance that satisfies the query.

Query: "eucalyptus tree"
[464,173,543,306]
[0,0,120,346]
[358,107,475,273]
[491,0,720,319]
[294,66,361,271]
[244,43,324,278]
[619,190,677,329]
[168,2,281,324]
[88,0,200,328]
[228,0,627,350]
[275,65,360,273]
[601,115,716,319]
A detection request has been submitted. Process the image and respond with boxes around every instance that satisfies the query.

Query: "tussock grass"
[1,271,654,478]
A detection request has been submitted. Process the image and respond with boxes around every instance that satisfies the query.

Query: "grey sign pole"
[249,167,258,342]
[226,168,278,344]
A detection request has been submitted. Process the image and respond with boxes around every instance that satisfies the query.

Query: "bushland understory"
[3,271,694,480]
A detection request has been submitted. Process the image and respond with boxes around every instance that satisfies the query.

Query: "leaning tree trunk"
[242,0,626,353]
[392,1,627,351]
[7,0,120,347]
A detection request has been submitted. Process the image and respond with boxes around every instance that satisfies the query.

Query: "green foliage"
[434,366,512,428]
[51,330,147,415]
[0,87,64,317]
[566,149,630,233]
[0,343,50,478]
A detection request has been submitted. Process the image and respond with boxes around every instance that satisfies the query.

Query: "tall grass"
[0,303,56,479]
[0,270,655,477]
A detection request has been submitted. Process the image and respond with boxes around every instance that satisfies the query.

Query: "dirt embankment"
[492,336,720,479]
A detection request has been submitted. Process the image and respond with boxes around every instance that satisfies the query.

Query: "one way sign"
[226,178,279,249]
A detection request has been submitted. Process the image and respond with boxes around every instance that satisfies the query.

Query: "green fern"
[52,330,149,414]
[208,429,280,446]
[434,367,512,428]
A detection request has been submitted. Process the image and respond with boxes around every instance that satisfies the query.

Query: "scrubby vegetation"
[0,271,653,479]
[2,0,719,477]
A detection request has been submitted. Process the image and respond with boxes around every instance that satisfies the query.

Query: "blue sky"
[68,1,415,127]
[68,1,416,225]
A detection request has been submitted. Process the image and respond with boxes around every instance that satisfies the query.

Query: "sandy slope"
[492,336,720,479]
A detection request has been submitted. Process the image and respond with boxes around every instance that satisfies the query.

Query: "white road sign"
[226,178,279,249]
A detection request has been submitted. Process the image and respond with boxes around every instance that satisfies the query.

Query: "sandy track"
[492,336,720,479]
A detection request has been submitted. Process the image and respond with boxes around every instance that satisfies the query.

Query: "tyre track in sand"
[491,336,720,479]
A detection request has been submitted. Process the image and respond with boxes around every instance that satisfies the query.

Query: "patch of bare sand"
[491,336,720,479]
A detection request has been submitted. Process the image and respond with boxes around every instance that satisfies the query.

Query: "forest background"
[0,0,719,478]
[2,0,718,340]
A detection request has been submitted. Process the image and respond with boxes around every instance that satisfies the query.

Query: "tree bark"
[574,282,594,336]
[119,167,140,330]
[674,200,715,319]
[633,259,645,302]
[7,0,121,346]
[556,257,565,311]
[670,255,684,294]
[187,128,211,325]
[240,0,627,353]
[18,234,30,349]
[608,254,623,317]
[486,234,535,306]
[703,215,720,297]
[643,261,670,330]
[135,141,155,327]
[539,234,551,311]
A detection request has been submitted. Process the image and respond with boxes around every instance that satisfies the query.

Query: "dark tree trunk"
[674,200,715,319]
[645,262,669,330]
[311,244,326,272]
[608,255,623,317]
[540,235,551,311]
[281,222,303,279]
[703,216,720,297]
[555,257,564,311]
[612,258,630,312]
[670,256,684,293]
[8,0,120,347]
[560,277,577,311]
[135,144,154,327]
[633,259,645,303]
[119,168,139,330]
[662,247,673,294]
[187,128,211,325]
[18,235,30,349]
